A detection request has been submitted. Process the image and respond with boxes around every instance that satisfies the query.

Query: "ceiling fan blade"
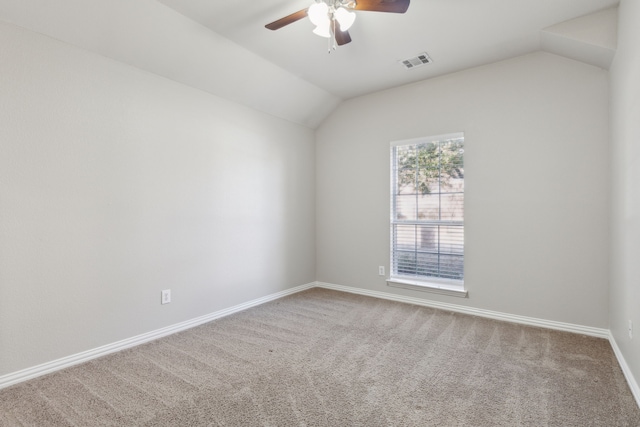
[334,21,352,46]
[353,0,410,13]
[265,8,309,30]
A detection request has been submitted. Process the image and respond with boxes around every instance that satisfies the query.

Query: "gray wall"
[0,22,316,376]
[610,0,640,394]
[316,52,610,328]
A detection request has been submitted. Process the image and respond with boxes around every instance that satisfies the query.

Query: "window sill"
[387,277,468,298]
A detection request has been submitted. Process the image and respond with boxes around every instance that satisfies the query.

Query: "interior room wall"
[609,0,640,395]
[316,51,610,328]
[0,21,316,376]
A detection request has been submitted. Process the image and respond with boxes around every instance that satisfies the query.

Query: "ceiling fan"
[265,0,410,50]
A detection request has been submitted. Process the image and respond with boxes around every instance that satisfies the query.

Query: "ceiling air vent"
[400,52,432,70]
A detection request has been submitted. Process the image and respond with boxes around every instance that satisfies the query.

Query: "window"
[390,133,465,293]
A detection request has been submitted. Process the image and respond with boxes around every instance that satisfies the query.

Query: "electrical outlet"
[161,289,171,305]
[629,320,633,339]
[378,266,385,276]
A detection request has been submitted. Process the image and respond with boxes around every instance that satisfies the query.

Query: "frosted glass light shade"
[308,2,329,26]
[335,7,356,31]
[313,22,331,38]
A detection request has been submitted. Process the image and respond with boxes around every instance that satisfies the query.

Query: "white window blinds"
[391,133,464,282]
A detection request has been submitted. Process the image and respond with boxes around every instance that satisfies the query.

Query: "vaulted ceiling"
[159,0,618,98]
[0,0,619,128]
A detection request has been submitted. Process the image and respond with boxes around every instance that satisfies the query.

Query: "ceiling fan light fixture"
[335,7,356,31]
[313,22,332,38]
[308,2,329,26]
[265,0,410,50]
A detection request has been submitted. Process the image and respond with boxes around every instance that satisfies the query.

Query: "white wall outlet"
[161,289,171,305]
[629,320,633,339]
[378,266,385,276]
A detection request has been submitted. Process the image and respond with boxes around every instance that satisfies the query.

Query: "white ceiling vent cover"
[400,52,432,69]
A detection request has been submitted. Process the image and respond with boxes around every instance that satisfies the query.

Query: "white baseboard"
[315,282,609,338]
[0,282,315,390]
[608,332,640,408]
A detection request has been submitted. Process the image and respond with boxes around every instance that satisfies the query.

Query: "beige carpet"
[1,288,639,426]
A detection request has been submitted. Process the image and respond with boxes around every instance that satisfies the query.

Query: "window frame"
[388,133,467,298]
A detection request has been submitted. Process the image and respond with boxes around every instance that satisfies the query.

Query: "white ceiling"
[0,0,619,128]
[157,0,619,99]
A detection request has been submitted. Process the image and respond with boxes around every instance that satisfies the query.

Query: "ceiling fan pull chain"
[331,18,337,52]
[327,19,333,53]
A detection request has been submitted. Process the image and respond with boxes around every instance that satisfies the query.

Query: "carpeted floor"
[1,288,639,426]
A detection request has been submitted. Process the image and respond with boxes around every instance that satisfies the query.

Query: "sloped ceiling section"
[541,7,618,69]
[0,0,340,128]
[156,0,619,100]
